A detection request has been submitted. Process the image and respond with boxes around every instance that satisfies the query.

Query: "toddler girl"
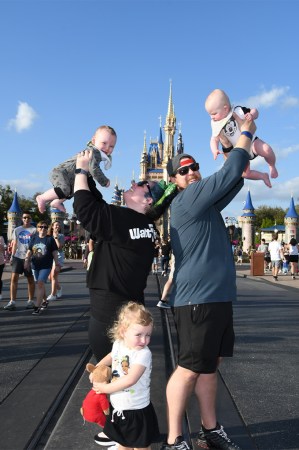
[91,301,159,450]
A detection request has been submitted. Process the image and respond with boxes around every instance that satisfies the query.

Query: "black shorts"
[11,256,33,277]
[173,302,235,374]
[289,255,298,263]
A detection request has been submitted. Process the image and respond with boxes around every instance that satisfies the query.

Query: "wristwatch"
[75,168,89,176]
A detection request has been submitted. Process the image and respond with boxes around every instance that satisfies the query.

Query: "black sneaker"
[197,424,241,449]
[41,301,49,310]
[94,434,116,446]
[32,307,41,315]
[161,436,190,450]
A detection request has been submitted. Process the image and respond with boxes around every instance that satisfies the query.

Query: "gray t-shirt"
[12,225,36,259]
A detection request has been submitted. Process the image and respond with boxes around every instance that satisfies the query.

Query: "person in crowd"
[24,221,61,315]
[73,149,175,361]
[205,88,278,188]
[160,237,171,276]
[281,242,290,275]
[0,235,6,301]
[157,255,174,309]
[236,247,243,265]
[268,233,284,281]
[257,238,270,272]
[47,221,65,300]
[91,301,160,448]
[160,117,257,450]
[4,211,36,311]
[152,239,161,274]
[286,237,298,279]
[36,125,117,213]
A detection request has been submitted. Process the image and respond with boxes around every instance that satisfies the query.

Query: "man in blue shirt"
[161,118,257,450]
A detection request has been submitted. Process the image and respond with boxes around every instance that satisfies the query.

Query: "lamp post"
[225,217,238,244]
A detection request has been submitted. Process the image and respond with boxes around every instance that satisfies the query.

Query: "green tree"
[254,205,286,229]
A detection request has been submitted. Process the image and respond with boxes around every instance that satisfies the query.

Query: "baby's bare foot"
[270,166,278,178]
[50,199,66,213]
[262,173,272,188]
[36,195,46,213]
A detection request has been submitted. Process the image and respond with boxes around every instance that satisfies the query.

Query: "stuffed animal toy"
[80,363,111,427]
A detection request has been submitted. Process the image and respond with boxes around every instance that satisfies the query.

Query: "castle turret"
[162,80,176,176]
[176,122,184,155]
[139,131,148,181]
[111,182,123,206]
[238,188,256,252]
[7,191,22,241]
[284,196,299,242]
[50,208,67,232]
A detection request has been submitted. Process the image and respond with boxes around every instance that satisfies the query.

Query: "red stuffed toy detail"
[80,363,111,427]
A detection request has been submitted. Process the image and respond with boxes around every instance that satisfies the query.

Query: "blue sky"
[1,0,299,222]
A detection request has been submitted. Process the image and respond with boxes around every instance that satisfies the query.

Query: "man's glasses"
[137,181,153,199]
[23,216,31,219]
[38,226,48,229]
[176,162,199,176]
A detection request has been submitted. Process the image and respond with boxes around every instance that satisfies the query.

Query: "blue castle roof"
[285,196,298,219]
[8,191,22,213]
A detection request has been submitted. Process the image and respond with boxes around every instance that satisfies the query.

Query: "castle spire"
[163,79,176,165]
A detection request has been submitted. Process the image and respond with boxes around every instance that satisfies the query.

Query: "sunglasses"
[23,216,31,219]
[38,226,48,229]
[136,181,153,199]
[176,162,199,176]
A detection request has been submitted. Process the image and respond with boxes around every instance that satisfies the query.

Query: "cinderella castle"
[5,82,299,245]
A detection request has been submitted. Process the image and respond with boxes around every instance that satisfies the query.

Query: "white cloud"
[245,86,289,109]
[281,96,299,108]
[8,101,38,132]
[241,86,299,110]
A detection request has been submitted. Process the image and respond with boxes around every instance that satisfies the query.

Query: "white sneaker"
[47,294,57,301]
[56,287,62,298]
[26,300,35,309]
[157,300,171,309]
[4,300,16,310]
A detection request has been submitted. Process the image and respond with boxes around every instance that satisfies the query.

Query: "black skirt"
[103,402,160,447]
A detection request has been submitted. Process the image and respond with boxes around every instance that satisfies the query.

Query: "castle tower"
[7,191,22,241]
[162,80,176,181]
[238,189,256,252]
[158,116,164,161]
[111,182,123,206]
[139,131,148,181]
[138,81,178,238]
[284,196,299,242]
[50,208,67,232]
[176,122,184,154]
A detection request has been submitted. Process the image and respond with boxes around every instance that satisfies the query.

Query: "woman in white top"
[47,221,65,300]
[287,238,298,280]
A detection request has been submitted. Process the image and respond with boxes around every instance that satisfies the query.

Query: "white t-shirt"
[12,226,36,259]
[110,340,152,410]
[268,240,282,261]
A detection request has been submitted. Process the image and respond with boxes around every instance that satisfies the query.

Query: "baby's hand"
[244,112,253,121]
[212,148,221,160]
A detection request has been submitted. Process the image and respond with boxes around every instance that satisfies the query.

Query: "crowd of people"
[1,212,66,315]
[1,105,298,450]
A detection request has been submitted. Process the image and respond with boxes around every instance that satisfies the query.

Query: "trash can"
[250,252,265,276]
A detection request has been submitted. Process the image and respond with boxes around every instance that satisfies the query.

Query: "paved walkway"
[0,261,298,450]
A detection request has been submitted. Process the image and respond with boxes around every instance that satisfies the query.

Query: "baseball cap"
[167,153,196,176]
